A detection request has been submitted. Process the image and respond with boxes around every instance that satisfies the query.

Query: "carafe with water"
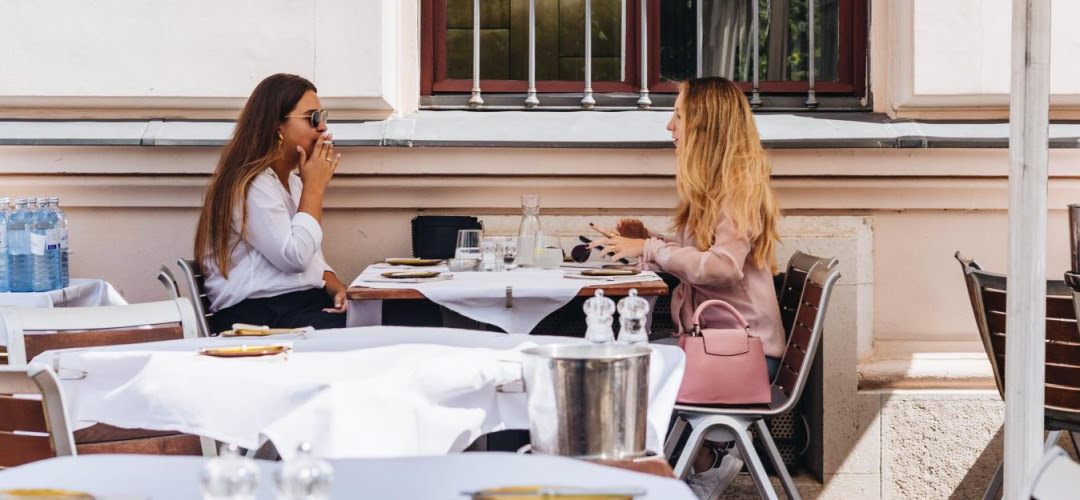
[517,195,541,266]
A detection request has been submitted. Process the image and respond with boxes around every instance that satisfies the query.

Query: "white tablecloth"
[31,326,685,460]
[0,453,696,500]
[348,265,663,334]
[0,279,126,346]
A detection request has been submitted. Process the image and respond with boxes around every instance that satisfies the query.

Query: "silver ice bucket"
[520,343,651,460]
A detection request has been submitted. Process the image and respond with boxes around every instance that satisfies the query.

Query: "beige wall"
[6,145,1079,365]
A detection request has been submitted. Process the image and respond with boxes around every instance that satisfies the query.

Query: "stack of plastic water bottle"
[0,196,70,293]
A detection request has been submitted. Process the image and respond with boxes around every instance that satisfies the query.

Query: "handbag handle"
[691,299,751,332]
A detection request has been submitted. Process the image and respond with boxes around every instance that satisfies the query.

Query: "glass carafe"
[517,195,541,266]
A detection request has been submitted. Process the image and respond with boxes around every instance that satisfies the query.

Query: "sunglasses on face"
[284,109,328,128]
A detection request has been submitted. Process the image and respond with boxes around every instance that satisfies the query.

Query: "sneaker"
[687,454,745,500]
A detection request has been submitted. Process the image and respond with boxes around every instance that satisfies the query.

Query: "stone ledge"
[857,353,996,391]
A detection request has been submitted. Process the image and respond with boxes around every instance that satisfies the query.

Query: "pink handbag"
[675,299,772,405]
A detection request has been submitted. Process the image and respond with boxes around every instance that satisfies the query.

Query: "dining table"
[346,263,668,334]
[0,453,697,499]
[32,325,685,461]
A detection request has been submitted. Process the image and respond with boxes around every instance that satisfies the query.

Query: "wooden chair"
[1,298,198,366]
[954,252,1080,500]
[1028,446,1080,499]
[0,364,75,468]
[665,260,842,500]
[177,258,214,337]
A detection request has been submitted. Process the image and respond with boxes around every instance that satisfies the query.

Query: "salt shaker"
[583,289,616,343]
[201,443,260,500]
[616,289,650,345]
[274,442,334,500]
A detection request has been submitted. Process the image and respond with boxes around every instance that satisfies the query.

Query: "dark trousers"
[211,287,346,334]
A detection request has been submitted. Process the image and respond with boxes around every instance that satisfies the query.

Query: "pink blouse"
[641,216,786,358]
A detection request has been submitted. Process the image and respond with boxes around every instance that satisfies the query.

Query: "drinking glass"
[533,233,564,270]
[455,229,482,261]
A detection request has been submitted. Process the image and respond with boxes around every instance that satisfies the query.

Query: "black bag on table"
[410,216,483,259]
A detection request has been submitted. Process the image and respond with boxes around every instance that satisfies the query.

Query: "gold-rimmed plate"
[580,269,640,277]
[465,486,645,499]
[385,258,444,266]
[381,270,442,279]
[198,345,291,358]
[221,327,309,337]
[0,489,95,499]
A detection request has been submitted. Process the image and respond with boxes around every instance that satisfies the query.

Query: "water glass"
[455,229,482,261]
[533,233,564,270]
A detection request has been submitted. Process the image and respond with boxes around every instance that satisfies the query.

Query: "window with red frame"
[421,0,867,98]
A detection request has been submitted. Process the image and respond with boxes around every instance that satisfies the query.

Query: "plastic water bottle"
[48,197,69,288]
[274,443,334,500]
[29,197,60,292]
[7,198,33,292]
[0,197,10,293]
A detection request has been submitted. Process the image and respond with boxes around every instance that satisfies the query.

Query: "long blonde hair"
[194,74,316,278]
[672,77,780,273]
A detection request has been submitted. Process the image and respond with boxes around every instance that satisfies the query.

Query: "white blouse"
[203,168,333,312]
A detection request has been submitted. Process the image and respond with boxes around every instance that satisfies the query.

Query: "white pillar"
[1005,0,1051,498]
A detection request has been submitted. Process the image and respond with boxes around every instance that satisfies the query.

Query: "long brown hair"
[673,77,781,272]
[194,74,316,278]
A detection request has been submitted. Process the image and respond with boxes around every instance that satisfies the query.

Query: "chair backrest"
[1,298,198,365]
[157,264,181,300]
[177,258,213,338]
[1028,446,1080,499]
[771,260,842,415]
[777,251,840,338]
[954,252,1080,420]
[0,364,75,468]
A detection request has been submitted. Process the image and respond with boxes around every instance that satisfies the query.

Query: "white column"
[1005,0,1051,498]
[468,0,484,108]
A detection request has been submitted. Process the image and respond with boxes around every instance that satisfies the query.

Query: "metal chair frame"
[665,259,842,500]
[177,258,213,338]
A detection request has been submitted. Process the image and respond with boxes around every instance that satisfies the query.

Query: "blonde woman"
[194,73,347,334]
[588,77,783,499]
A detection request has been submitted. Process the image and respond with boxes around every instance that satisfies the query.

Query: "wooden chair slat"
[780,343,807,374]
[801,282,823,309]
[981,289,1075,320]
[23,324,184,362]
[786,323,813,353]
[76,433,203,456]
[794,304,820,334]
[774,363,799,398]
[0,396,47,433]
[1046,364,1080,390]
[1046,320,1080,343]
[73,424,183,445]
[0,432,54,468]
[1046,342,1080,367]
[1048,296,1078,320]
[1046,386,1080,413]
